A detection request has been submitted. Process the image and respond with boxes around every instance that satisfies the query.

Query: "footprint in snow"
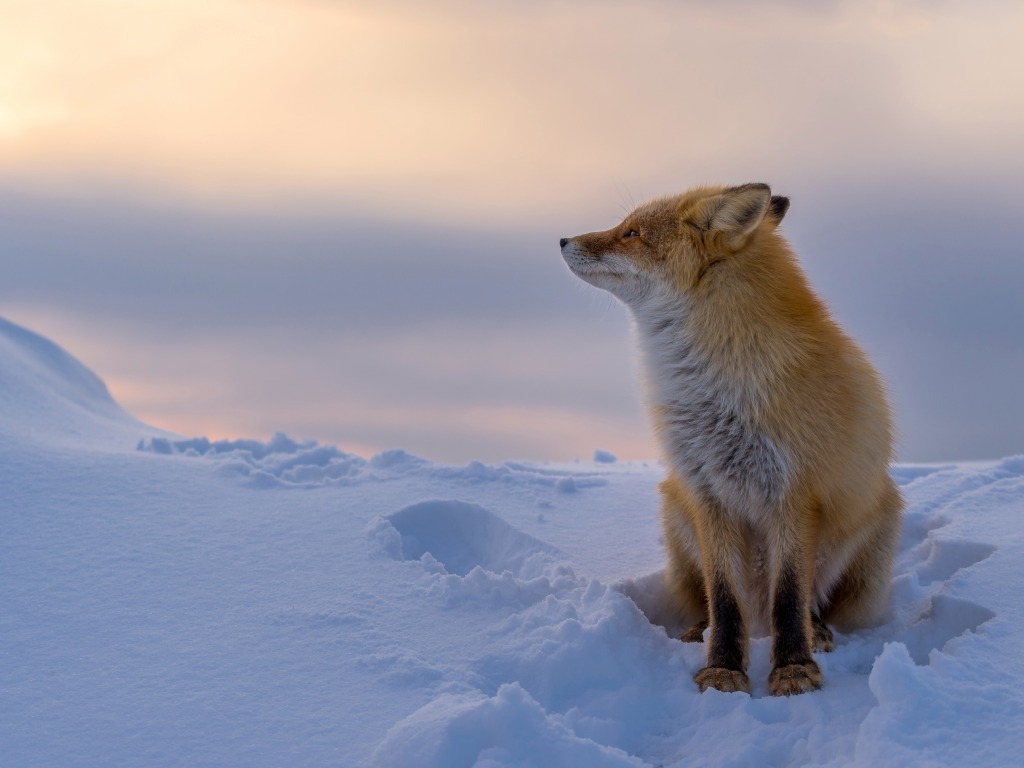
[915,538,996,587]
[898,594,996,665]
[890,524,997,665]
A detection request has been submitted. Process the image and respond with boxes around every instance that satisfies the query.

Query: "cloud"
[1,1,1022,462]
[2,0,1022,224]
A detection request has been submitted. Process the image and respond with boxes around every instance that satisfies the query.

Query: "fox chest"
[643,336,789,512]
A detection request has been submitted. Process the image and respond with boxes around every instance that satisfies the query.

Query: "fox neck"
[630,292,732,413]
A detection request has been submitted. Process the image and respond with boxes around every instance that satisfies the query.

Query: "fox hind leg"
[660,475,708,637]
[811,613,834,652]
[821,483,902,633]
[681,619,709,642]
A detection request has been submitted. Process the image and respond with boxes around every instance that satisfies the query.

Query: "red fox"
[560,184,902,696]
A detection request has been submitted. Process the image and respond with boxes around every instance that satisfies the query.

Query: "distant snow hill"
[0,315,152,447]
[2,314,1023,767]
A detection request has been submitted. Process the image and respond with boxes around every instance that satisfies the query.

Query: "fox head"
[560,183,789,306]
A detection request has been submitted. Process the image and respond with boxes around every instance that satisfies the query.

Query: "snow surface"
[2,314,1023,767]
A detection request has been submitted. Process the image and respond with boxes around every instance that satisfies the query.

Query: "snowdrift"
[2,314,1022,767]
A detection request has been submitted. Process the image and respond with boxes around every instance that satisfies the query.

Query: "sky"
[1,0,1022,463]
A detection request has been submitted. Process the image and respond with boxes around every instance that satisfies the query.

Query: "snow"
[2,314,1023,767]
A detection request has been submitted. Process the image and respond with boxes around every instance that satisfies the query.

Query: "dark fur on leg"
[770,564,811,666]
[768,562,822,696]
[695,577,750,693]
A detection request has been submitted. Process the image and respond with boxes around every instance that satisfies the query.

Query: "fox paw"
[681,620,708,643]
[811,616,834,653]
[694,666,751,694]
[768,661,823,696]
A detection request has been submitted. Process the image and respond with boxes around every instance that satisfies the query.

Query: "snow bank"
[3,315,1023,767]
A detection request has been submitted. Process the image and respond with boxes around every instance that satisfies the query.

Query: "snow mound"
[369,500,577,610]
[381,500,559,578]
[0,315,148,447]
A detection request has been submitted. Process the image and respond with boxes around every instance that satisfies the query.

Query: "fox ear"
[768,195,790,223]
[707,183,772,248]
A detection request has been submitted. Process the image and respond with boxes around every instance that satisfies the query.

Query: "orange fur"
[561,184,902,695]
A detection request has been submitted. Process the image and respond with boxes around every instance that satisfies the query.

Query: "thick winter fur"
[560,184,902,696]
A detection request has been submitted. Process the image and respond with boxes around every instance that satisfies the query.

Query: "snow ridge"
[137,434,611,493]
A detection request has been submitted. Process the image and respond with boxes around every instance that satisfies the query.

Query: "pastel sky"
[2,0,1023,462]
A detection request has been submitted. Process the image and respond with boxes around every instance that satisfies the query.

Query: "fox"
[559,183,902,696]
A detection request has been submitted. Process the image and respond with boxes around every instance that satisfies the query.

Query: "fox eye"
[624,229,640,239]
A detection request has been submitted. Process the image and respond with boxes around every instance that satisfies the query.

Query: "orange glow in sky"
[2,0,1022,223]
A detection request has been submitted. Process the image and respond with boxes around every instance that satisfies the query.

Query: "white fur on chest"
[632,295,791,516]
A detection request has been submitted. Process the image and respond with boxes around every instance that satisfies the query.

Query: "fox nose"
[559,238,569,248]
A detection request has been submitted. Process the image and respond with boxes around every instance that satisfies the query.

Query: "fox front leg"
[693,573,751,694]
[691,501,751,694]
[768,559,823,696]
